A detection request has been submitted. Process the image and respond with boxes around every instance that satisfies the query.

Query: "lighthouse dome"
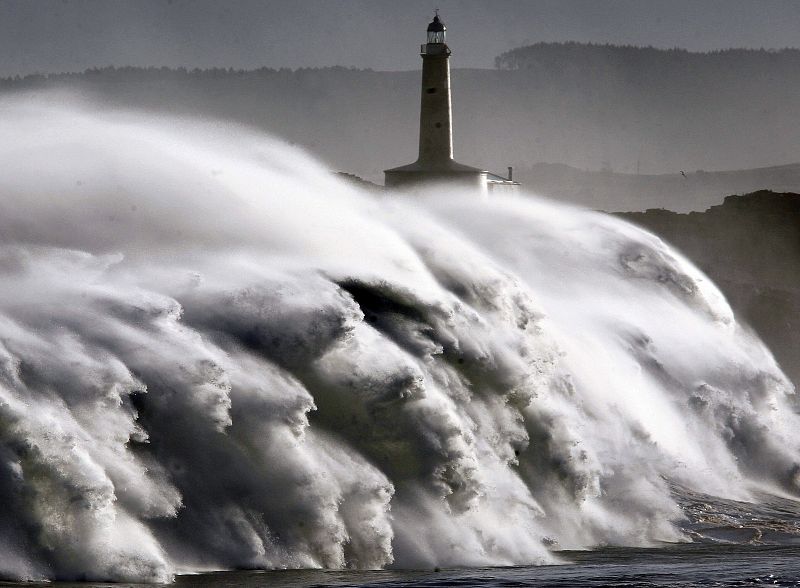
[427,15,445,33]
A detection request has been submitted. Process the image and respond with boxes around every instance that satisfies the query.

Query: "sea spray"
[0,95,797,582]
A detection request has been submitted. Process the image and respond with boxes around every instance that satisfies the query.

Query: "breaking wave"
[0,95,797,582]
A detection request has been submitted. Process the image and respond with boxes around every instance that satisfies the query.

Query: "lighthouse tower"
[384,13,489,192]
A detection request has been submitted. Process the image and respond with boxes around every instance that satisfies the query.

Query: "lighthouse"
[416,13,455,166]
[384,13,495,193]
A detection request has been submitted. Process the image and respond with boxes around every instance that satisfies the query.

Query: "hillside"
[3,42,800,210]
[618,191,800,386]
[522,162,800,212]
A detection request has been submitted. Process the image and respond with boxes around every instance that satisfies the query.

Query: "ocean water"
[0,95,798,583]
[171,545,800,587]
[2,545,799,587]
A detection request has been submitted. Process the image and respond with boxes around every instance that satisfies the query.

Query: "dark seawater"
[2,546,798,588]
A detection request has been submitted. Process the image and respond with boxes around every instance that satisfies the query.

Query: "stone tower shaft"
[418,41,453,164]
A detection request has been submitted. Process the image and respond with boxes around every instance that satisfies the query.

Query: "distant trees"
[0,64,376,89]
[495,42,800,72]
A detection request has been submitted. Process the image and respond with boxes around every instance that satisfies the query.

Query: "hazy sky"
[2,0,800,77]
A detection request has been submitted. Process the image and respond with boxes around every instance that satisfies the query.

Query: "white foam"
[0,94,796,581]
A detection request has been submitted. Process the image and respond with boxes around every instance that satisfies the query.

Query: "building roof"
[486,172,520,184]
[385,159,486,175]
[427,14,446,33]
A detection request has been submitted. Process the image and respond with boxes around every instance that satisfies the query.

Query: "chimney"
[507,166,513,181]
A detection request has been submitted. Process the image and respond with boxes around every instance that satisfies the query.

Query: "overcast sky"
[2,0,800,77]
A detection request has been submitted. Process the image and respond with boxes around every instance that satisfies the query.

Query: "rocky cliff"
[619,191,800,387]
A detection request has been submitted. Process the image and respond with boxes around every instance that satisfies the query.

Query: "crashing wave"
[0,96,797,582]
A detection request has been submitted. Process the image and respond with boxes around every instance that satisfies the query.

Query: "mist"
[4,1,800,213]
[5,40,800,212]
[0,95,797,582]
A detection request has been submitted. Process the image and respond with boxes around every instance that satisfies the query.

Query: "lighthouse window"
[426,87,437,94]
[435,122,442,128]
[427,30,445,44]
